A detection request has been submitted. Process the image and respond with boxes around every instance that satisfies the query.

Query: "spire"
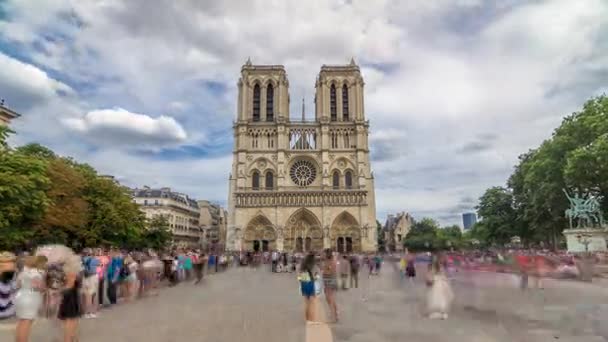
[245,57,252,66]
[350,57,356,65]
[301,97,305,121]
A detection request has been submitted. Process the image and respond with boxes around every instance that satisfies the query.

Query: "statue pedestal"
[563,228,608,253]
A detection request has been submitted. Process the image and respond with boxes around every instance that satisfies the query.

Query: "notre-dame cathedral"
[226,59,377,253]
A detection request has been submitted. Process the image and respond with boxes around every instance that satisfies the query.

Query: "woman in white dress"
[426,256,454,320]
[15,255,47,342]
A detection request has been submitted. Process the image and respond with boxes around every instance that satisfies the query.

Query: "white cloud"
[63,108,187,147]
[0,52,73,109]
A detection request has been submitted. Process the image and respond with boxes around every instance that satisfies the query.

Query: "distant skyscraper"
[462,212,477,230]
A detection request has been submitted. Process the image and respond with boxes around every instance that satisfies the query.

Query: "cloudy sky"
[1,0,607,226]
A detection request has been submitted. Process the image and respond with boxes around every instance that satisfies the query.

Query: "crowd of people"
[0,246,233,342]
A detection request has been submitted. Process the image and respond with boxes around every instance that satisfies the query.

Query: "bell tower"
[236,58,290,122]
[315,58,365,122]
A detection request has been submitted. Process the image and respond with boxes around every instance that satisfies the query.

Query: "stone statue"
[564,189,605,229]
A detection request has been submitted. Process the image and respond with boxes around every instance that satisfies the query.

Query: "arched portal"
[243,215,276,251]
[331,212,361,252]
[284,208,323,252]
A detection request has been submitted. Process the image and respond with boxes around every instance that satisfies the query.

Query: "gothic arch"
[284,208,323,252]
[247,157,276,174]
[243,215,276,251]
[330,211,361,252]
[328,157,356,173]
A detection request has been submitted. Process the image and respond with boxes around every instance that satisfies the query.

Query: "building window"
[330,84,337,121]
[252,171,260,190]
[266,84,274,121]
[144,200,148,205]
[344,132,350,149]
[265,171,274,190]
[332,171,340,189]
[345,170,353,189]
[154,199,159,205]
[253,84,261,121]
[342,84,349,121]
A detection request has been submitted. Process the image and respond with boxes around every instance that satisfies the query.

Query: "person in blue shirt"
[106,251,122,305]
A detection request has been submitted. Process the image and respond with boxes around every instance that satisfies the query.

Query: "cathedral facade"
[226,59,377,253]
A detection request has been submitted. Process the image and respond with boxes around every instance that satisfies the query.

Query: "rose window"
[290,160,317,187]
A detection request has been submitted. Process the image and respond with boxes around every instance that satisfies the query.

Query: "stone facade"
[384,212,413,252]
[132,186,203,247]
[227,59,377,253]
[198,200,228,251]
[0,102,20,126]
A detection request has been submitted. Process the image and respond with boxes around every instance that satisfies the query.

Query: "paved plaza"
[1,264,607,342]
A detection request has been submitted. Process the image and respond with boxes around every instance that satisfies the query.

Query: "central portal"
[284,208,323,252]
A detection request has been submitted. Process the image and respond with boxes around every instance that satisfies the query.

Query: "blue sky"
[1,0,607,226]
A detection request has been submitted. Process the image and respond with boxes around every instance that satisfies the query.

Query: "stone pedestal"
[563,228,608,253]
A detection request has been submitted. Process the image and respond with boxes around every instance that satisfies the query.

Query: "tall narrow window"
[265,172,274,190]
[330,84,337,121]
[342,84,349,121]
[252,171,260,190]
[345,170,353,189]
[266,84,274,121]
[253,84,261,121]
[344,133,350,149]
[332,171,340,189]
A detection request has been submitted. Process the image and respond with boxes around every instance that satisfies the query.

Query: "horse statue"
[563,189,605,229]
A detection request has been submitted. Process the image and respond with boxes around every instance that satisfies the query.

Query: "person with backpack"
[81,248,100,318]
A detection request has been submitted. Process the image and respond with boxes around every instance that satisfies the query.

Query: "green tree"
[143,215,173,250]
[476,186,518,245]
[0,131,50,250]
[404,218,439,251]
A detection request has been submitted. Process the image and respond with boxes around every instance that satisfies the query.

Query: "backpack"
[120,262,130,278]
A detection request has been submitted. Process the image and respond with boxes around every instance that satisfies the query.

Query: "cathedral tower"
[227,59,377,253]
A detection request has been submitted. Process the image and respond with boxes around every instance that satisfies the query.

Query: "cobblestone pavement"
[1,264,607,342]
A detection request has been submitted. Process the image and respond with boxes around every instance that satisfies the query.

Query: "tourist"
[58,254,84,342]
[81,248,100,318]
[339,255,350,290]
[322,249,338,323]
[399,254,407,280]
[271,250,278,272]
[374,254,382,275]
[194,252,205,285]
[170,256,179,286]
[0,252,17,320]
[425,256,454,320]
[96,248,110,307]
[106,250,122,305]
[349,254,360,289]
[298,253,320,322]
[123,255,139,301]
[14,255,47,342]
[405,253,416,284]
[184,252,193,280]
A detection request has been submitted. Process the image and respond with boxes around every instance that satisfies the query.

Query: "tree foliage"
[475,95,608,248]
[0,129,166,251]
[403,218,463,251]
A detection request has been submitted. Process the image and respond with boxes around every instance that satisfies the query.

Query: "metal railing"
[236,185,363,192]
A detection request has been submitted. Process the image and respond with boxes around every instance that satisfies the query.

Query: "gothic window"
[332,171,340,189]
[266,84,274,121]
[253,84,261,121]
[342,84,349,121]
[345,170,353,189]
[265,171,274,190]
[252,171,260,190]
[267,133,274,148]
[330,84,337,121]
